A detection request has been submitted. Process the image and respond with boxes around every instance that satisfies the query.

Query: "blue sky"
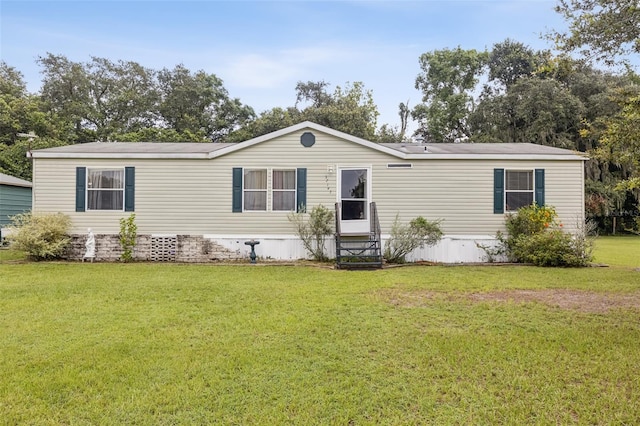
[1,0,567,129]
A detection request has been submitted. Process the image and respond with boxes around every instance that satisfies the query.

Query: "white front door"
[338,167,371,234]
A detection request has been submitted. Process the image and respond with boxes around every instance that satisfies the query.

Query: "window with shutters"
[87,168,124,210]
[236,168,302,212]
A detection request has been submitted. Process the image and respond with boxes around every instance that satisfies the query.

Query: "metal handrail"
[369,202,381,241]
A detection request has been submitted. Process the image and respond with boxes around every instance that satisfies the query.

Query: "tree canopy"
[228,81,379,141]
[413,47,488,142]
[551,0,640,64]
[37,54,254,143]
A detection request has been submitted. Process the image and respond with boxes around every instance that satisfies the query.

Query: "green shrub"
[505,204,558,237]
[384,215,443,263]
[119,214,137,262]
[288,205,334,261]
[500,204,593,267]
[511,230,591,267]
[6,212,71,260]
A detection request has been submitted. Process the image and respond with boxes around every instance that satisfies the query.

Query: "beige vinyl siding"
[374,160,584,234]
[32,129,585,235]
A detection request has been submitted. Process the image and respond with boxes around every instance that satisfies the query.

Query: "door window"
[341,169,367,220]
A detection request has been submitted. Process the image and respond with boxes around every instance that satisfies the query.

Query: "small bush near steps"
[384,215,443,263]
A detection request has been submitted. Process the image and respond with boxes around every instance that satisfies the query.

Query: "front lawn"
[593,235,640,267]
[1,258,639,424]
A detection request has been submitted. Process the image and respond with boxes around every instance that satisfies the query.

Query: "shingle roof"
[30,121,586,161]
[386,142,581,156]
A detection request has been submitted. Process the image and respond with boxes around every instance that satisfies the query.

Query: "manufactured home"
[30,122,586,264]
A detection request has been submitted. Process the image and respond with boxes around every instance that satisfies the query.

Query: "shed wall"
[0,184,32,227]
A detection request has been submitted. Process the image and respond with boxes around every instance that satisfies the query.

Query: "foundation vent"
[151,235,177,262]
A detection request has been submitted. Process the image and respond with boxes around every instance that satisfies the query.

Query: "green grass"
[1,259,639,424]
[593,235,640,267]
[0,247,26,262]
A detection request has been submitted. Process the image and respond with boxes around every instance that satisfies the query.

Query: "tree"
[38,54,158,142]
[294,80,333,109]
[298,81,379,140]
[487,39,540,89]
[0,62,63,146]
[0,137,68,181]
[157,65,255,142]
[597,86,640,180]
[230,81,379,141]
[0,61,70,179]
[551,0,640,64]
[376,101,411,143]
[226,107,298,142]
[37,54,96,142]
[37,55,254,143]
[470,77,584,148]
[413,47,488,142]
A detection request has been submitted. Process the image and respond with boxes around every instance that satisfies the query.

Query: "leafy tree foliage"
[487,39,541,89]
[413,47,488,142]
[296,81,379,140]
[36,54,253,143]
[158,65,254,142]
[0,137,68,181]
[597,86,640,180]
[0,61,70,180]
[38,54,159,142]
[0,62,63,146]
[551,0,640,64]
[229,81,379,141]
[471,77,584,148]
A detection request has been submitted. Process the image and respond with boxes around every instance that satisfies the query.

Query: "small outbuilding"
[0,173,33,239]
[29,122,587,264]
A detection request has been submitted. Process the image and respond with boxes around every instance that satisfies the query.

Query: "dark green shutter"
[493,168,504,214]
[535,169,545,207]
[296,168,307,212]
[124,167,135,212]
[232,168,242,212]
[76,167,86,212]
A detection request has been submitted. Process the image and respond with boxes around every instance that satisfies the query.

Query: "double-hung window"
[494,168,544,214]
[505,170,533,212]
[87,168,124,210]
[243,169,267,211]
[272,169,296,211]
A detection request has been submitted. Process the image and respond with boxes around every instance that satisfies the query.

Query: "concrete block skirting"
[66,234,243,262]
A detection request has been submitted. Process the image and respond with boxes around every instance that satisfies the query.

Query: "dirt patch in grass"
[385,289,640,313]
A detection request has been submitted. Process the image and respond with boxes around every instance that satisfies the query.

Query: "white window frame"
[86,167,125,211]
[505,169,534,212]
[271,169,297,212]
[243,168,268,211]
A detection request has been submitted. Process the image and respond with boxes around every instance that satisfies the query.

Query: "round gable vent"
[300,132,315,147]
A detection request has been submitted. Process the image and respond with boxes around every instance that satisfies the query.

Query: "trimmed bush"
[6,212,71,260]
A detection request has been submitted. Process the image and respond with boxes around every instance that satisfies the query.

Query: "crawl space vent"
[151,235,177,261]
